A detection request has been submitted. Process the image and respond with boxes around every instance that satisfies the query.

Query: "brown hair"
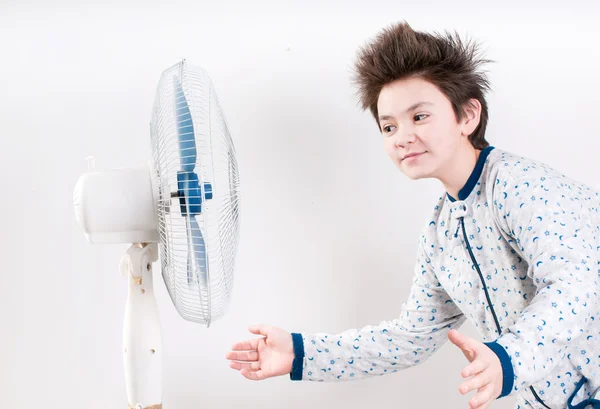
[352,21,492,149]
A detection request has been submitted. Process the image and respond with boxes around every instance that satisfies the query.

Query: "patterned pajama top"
[289,146,600,409]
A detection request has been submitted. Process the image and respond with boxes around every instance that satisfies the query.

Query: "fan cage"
[150,60,241,326]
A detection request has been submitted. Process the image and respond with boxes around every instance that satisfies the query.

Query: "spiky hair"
[352,21,493,148]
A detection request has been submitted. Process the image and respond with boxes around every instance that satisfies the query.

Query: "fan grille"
[150,60,240,326]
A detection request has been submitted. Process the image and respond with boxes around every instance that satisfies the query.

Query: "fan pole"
[121,243,163,409]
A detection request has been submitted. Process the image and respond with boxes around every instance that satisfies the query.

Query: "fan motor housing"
[73,166,159,244]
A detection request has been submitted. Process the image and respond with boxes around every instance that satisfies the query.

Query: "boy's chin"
[401,170,430,181]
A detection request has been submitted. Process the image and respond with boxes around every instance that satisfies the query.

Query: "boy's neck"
[441,146,482,200]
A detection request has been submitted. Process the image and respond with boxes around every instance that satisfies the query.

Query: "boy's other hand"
[449,329,503,409]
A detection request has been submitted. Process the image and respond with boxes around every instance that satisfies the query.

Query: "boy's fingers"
[449,330,470,351]
[470,384,494,409]
[473,401,492,409]
[240,368,267,381]
[231,338,260,351]
[249,325,271,336]
[460,372,489,395]
[462,359,488,377]
[225,350,259,362]
[229,361,261,371]
[449,330,476,361]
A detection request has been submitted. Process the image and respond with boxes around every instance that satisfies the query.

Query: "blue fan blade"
[187,215,208,285]
[174,76,196,172]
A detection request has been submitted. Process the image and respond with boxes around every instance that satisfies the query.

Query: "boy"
[225,21,600,409]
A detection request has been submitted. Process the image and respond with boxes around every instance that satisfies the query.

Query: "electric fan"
[73,59,241,409]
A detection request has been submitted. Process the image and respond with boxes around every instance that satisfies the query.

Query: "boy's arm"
[290,233,466,382]
[487,167,600,396]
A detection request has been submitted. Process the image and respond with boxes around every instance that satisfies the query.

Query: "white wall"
[1,1,599,408]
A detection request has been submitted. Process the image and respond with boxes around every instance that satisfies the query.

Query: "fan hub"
[176,171,213,215]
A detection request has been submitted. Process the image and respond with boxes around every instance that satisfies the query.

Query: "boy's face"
[377,77,471,181]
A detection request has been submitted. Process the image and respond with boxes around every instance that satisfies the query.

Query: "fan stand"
[119,243,163,409]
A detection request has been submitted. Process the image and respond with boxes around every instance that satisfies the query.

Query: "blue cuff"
[484,341,514,398]
[290,333,304,381]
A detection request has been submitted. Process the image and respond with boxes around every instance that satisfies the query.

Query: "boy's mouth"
[402,152,426,161]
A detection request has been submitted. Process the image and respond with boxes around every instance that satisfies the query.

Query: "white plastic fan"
[73,59,241,409]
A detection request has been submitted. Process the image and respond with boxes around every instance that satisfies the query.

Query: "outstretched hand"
[448,329,503,409]
[225,324,295,381]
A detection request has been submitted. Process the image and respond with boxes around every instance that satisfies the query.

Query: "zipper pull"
[454,217,463,238]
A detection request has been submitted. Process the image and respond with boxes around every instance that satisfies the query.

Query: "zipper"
[458,216,551,409]
[529,386,551,409]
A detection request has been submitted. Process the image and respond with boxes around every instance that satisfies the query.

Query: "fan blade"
[186,215,208,286]
[174,76,196,172]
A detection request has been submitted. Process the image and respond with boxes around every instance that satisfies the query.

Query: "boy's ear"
[461,99,482,137]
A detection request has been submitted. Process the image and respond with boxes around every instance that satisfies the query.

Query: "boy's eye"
[414,114,428,122]
[383,125,395,133]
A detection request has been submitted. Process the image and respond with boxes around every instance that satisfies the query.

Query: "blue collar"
[446,146,495,202]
